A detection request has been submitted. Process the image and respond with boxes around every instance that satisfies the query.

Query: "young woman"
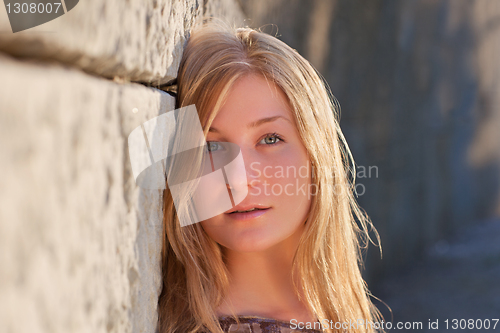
[159,19,382,333]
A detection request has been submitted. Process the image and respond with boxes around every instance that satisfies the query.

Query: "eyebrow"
[208,115,291,133]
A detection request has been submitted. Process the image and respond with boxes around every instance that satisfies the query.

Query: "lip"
[225,207,270,221]
[226,204,271,214]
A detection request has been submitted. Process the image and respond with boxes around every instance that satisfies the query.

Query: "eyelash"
[258,132,284,146]
[205,132,284,152]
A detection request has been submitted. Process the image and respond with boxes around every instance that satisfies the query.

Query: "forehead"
[210,74,293,128]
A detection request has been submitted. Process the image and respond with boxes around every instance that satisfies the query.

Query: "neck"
[216,225,315,323]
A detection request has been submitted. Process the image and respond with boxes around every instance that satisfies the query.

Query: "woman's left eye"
[259,133,283,145]
[206,141,223,152]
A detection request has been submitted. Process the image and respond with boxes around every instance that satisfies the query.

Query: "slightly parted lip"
[225,204,271,214]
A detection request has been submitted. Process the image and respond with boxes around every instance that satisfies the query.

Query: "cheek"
[200,214,223,230]
[200,216,226,243]
[267,151,312,196]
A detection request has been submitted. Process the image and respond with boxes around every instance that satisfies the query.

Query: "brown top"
[214,316,323,333]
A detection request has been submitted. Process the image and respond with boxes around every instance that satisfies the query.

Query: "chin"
[201,214,307,254]
[223,239,275,253]
[220,226,302,254]
[217,232,278,253]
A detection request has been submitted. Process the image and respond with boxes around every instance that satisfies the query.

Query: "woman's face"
[200,74,313,253]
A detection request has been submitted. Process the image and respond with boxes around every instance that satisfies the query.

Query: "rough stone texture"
[0,53,173,333]
[0,0,244,85]
[238,0,500,281]
[206,0,246,26]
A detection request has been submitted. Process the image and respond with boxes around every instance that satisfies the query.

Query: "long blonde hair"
[159,19,382,333]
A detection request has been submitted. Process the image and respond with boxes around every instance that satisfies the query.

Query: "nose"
[224,146,261,204]
[242,147,264,184]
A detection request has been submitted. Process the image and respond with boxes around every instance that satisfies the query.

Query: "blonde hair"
[159,19,382,333]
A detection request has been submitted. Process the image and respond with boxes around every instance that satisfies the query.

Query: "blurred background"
[0,0,499,332]
[236,0,500,330]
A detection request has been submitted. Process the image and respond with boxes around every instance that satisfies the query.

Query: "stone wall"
[0,1,243,333]
[238,0,500,281]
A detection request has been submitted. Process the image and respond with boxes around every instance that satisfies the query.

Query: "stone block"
[0,0,244,84]
[0,53,174,333]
